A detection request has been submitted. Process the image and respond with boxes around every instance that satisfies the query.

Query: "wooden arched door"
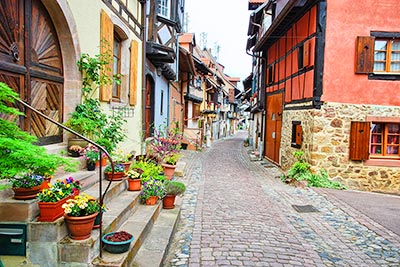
[0,0,63,145]
[144,75,155,138]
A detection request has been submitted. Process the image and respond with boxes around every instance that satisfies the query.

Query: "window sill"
[364,159,400,167]
[368,73,400,80]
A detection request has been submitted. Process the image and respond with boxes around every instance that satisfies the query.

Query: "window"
[373,39,400,73]
[160,90,164,115]
[370,123,400,158]
[112,34,122,99]
[291,121,302,148]
[157,0,170,18]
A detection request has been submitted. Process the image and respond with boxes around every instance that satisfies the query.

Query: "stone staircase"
[0,151,184,267]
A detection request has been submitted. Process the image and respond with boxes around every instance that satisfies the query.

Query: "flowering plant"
[147,125,182,163]
[62,193,100,217]
[126,168,143,180]
[139,177,166,203]
[69,145,82,152]
[104,164,125,173]
[9,174,44,188]
[37,177,81,202]
[111,148,133,163]
[82,145,100,164]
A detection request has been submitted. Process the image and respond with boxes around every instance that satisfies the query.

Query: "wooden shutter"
[129,40,138,105]
[100,9,113,102]
[349,121,370,160]
[355,36,374,74]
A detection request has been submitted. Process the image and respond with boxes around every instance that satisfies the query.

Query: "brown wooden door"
[265,93,283,164]
[144,75,154,138]
[0,0,63,145]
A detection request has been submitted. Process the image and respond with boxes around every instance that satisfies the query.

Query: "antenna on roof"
[213,42,220,61]
[200,32,207,49]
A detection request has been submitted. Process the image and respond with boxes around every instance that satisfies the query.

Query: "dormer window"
[158,0,171,19]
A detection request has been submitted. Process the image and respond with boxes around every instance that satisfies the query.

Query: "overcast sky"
[185,0,253,89]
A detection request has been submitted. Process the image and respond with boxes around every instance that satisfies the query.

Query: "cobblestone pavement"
[163,131,400,267]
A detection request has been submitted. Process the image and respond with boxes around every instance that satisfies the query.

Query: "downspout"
[140,0,147,137]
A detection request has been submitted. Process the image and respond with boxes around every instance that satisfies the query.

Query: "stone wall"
[280,102,400,194]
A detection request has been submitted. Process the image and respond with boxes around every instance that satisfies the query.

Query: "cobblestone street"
[164,131,400,267]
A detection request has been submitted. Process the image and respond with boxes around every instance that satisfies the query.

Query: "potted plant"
[139,177,166,205]
[104,164,126,181]
[102,230,134,253]
[82,145,100,171]
[68,145,82,157]
[161,153,181,180]
[9,174,44,200]
[162,180,186,209]
[62,193,100,240]
[111,148,134,171]
[130,159,163,183]
[126,168,143,191]
[37,177,81,222]
[0,82,77,198]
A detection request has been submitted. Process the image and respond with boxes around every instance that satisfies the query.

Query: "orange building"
[247,0,400,193]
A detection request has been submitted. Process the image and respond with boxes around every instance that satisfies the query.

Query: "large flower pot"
[12,185,42,200]
[162,195,176,209]
[64,212,98,240]
[127,179,141,191]
[145,196,158,205]
[105,172,125,181]
[38,195,74,222]
[102,232,134,253]
[161,163,176,180]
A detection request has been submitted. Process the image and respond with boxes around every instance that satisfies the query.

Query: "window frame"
[157,0,171,19]
[112,33,122,101]
[370,122,400,159]
[373,38,400,74]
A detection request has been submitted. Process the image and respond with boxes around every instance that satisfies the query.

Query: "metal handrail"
[14,98,114,259]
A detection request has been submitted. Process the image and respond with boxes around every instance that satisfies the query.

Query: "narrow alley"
[164,131,400,267]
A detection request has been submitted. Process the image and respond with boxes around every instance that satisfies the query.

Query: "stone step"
[133,197,182,267]
[92,200,163,267]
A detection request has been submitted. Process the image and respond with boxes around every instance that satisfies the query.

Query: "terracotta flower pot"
[64,212,98,240]
[40,177,52,190]
[95,157,107,167]
[127,179,141,191]
[12,185,42,200]
[145,196,158,205]
[162,195,176,209]
[38,195,74,222]
[161,163,176,180]
[105,172,125,181]
[122,162,132,172]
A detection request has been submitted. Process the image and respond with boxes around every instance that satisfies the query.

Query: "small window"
[370,123,400,158]
[373,39,400,73]
[291,121,302,148]
[192,103,200,119]
[267,65,274,85]
[160,90,164,115]
[157,0,170,18]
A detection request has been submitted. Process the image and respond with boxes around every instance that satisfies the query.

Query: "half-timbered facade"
[247,0,400,193]
[144,0,184,137]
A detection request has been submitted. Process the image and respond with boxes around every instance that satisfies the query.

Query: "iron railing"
[15,98,115,259]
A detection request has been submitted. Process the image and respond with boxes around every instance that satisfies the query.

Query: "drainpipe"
[140,0,147,138]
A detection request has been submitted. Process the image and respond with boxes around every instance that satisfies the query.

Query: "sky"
[184,0,253,89]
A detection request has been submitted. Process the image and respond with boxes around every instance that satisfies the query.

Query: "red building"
[247,0,400,193]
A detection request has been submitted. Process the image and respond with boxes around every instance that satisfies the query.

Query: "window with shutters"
[350,121,400,162]
[355,33,400,79]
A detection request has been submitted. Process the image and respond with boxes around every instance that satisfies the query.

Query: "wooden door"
[265,93,283,164]
[0,0,63,145]
[144,75,155,138]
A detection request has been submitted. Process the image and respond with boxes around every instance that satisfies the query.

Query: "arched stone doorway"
[0,0,80,145]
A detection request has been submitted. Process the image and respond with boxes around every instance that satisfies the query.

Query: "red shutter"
[349,121,370,160]
[355,36,375,74]
[295,124,302,146]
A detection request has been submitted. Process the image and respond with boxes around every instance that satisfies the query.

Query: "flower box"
[37,195,74,222]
